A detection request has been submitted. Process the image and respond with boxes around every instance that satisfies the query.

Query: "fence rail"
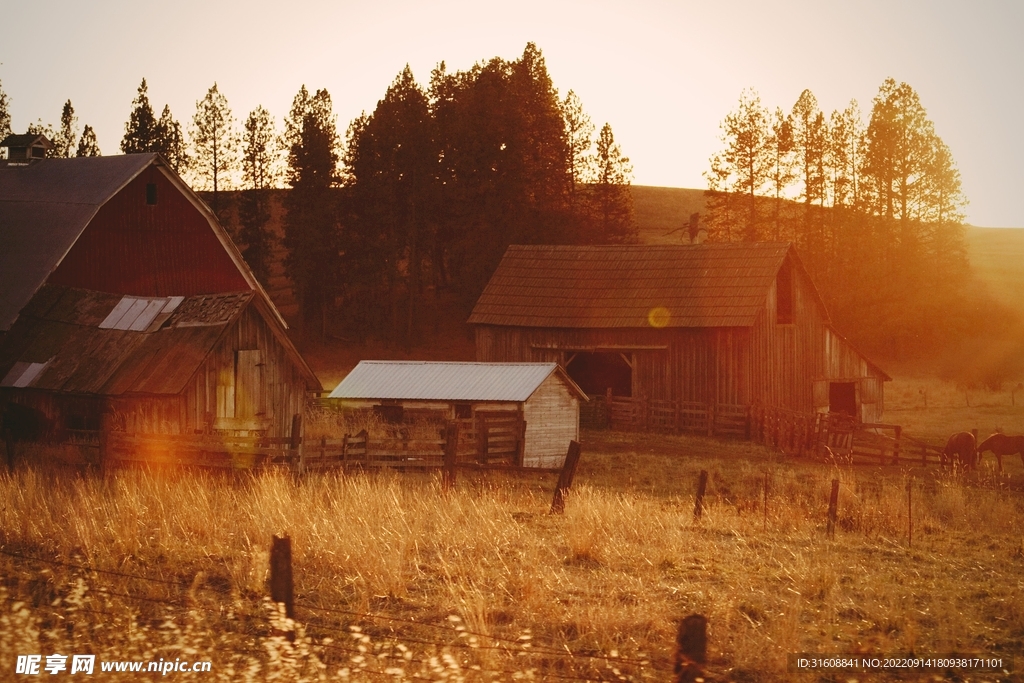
[94,411,533,473]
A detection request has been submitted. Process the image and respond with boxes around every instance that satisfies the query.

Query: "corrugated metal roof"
[329,361,586,402]
[0,155,158,331]
[468,243,798,328]
[0,284,251,396]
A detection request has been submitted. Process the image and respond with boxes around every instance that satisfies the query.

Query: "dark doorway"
[829,382,857,417]
[566,352,632,397]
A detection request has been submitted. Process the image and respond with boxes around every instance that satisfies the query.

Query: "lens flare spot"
[648,306,670,328]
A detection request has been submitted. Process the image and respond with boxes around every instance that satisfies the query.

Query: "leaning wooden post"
[673,614,707,683]
[443,420,459,492]
[550,440,582,514]
[290,413,304,475]
[270,535,295,640]
[826,479,840,539]
[693,470,709,521]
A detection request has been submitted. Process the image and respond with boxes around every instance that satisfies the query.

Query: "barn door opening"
[565,352,632,397]
[828,381,857,417]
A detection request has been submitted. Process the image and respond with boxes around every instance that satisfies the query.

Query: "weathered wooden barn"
[0,151,321,446]
[0,285,315,437]
[469,244,889,422]
[328,361,586,467]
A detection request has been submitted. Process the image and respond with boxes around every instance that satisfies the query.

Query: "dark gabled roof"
[469,243,822,328]
[1,133,53,150]
[0,154,160,331]
[329,361,587,402]
[0,285,256,396]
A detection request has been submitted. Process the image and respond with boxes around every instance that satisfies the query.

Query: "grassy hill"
[630,186,1024,314]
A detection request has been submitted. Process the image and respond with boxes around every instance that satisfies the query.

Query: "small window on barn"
[146,183,158,205]
[776,260,793,324]
[455,403,472,419]
[374,404,404,424]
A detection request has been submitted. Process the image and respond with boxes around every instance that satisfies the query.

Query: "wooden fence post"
[907,478,913,547]
[550,440,582,514]
[693,470,708,521]
[516,418,527,468]
[290,413,304,476]
[673,614,707,683]
[270,535,295,637]
[443,421,459,492]
[826,479,840,539]
[892,426,902,465]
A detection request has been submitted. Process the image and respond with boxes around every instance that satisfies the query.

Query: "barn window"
[455,403,472,419]
[776,260,793,324]
[566,352,632,398]
[146,183,158,205]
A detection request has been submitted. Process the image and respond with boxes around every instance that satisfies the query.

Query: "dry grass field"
[3,422,1023,682]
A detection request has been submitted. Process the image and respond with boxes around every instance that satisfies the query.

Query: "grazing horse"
[942,431,977,469]
[976,433,1024,472]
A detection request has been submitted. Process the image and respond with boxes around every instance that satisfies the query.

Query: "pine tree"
[191,83,236,214]
[238,105,279,285]
[52,100,79,158]
[766,107,795,240]
[705,89,771,241]
[562,90,595,191]
[589,123,635,243]
[156,105,189,172]
[76,125,101,156]
[283,86,341,336]
[121,79,159,153]
[790,89,829,255]
[344,66,434,345]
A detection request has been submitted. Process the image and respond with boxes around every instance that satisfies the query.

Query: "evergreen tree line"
[3,45,635,348]
[705,80,982,364]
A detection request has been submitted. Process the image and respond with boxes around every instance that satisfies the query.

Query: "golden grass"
[2,431,1023,681]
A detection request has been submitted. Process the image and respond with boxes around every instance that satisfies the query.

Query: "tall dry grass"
[2,430,1023,681]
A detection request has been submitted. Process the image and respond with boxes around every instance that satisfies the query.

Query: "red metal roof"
[469,243,801,328]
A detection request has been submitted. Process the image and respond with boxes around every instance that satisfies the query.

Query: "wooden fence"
[93,411,535,472]
[582,395,750,438]
[583,395,949,467]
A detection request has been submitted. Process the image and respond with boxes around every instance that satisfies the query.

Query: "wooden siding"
[522,373,579,468]
[185,305,309,437]
[476,255,886,419]
[48,168,249,296]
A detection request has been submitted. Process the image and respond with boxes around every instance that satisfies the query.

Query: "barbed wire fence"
[1,543,709,682]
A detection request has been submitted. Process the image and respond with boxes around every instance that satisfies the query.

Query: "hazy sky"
[2,0,1021,226]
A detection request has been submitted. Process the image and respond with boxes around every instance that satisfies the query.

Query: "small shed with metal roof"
[329,361,587,467]
[470,243,889,422]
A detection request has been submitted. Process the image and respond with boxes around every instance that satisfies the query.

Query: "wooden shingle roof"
[0,285,252,396]
[469,243,813,328]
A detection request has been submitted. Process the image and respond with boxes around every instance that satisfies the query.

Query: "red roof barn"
[0,151,320,452]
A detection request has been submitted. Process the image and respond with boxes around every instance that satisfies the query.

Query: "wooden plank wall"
[522,373,578,468]
[185,306,310,438]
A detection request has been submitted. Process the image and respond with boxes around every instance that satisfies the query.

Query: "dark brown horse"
[942,431,977,469]
[976,433,1024,471]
